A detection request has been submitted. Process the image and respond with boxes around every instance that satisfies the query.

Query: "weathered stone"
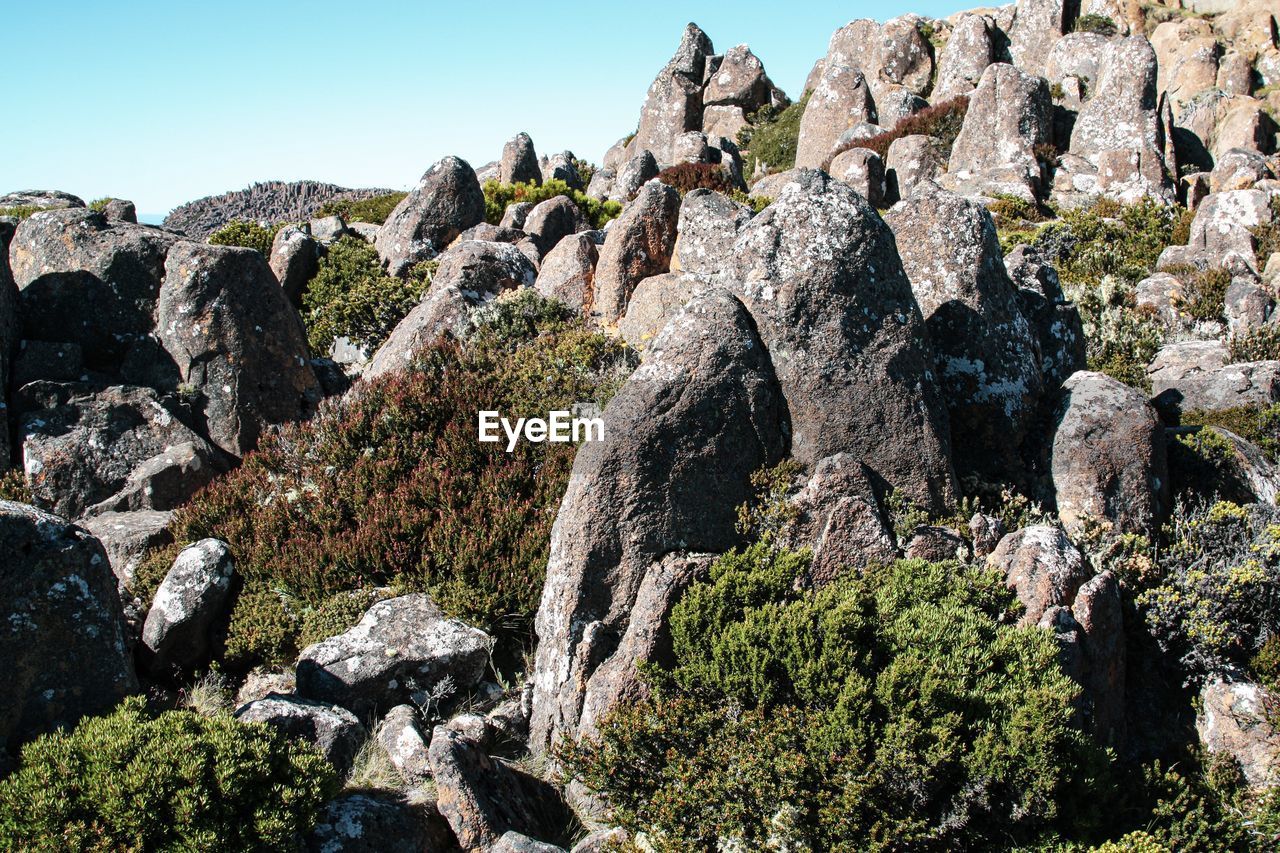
[1072,570,1126,746]
[1005,245,1088,388]
[933,14,997,101]
[612,151,661,203]
[1045,33,1111,107]
[904,525,969,562]
[1150,350,1280,413]
[80,509,173,592]
[1151,18,1220,116]
[235,669,296,706]
[969,513,1005,559]
[571,829,629,853]
[309,215,348,244]
[431,726,571,851]
[18,383,217,520]
[885,135,947,202]
[1225,278,1274,335]
[1051,371,1169,538]
[376,157,486,277]
[828,147,885,207]
[671,188,753,277]
[541,151,583,190]
[500,203,534,231]
[142,538,234,671]
[1210,148,1275,194]
[235,693,365,774]
[702,104,750,141]
[590,181,681,327]
[377,703,433,786]
[943,63,1053,202]
[102,199,137,224]
[632,24,715,167]
[306,792,457,853]
[887,187,1044,483]
[366,241,537,379]
[9,208,177,369]
[1178,189,1274,271]
[1008,0,1072,75]
[501,133,542,186]
[617,272,699,351]
[534,233,600,317]
[725,169,956,510]
[158,241,321,458]
[0,190,84,211]
[522,196,585,257]
[269,225,320,306]
[0,501,137,753]
[529,290,786,751]
[989,525,1090,626]
[795,64,874,170]
[296,593,491,717]
[704,44,785,113]
[1197,676,1280,790]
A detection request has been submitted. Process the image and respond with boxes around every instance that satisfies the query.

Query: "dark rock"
[529,290,786,751]
[0,501,137,754]
[632,23,715,167]
[306,792,459,853]
[235,693,365,775]
[296,593,491,717]
[535,233,599,317]
[85,440,217,516]
[704,43,786,114]
[828,147,886,208]
[968,513,1005,559]
[988,525,1089,626]
[1073,570,1126,747]
[376,157,486,277]
[542,152,583,190]
[904,525,968,562]
[141,538,234,671]
[885,135,947,202]
[1149,342,1280,413]
[493,832,567,853]
[671,188,753,278]
[102,199,137,224]
[80,509,174,593]
[501,133,542,186]
[591,181,681,327]
[377,703,433,786]
[163,181,388,242]
[157,241,322,458]
[269,225,320,306]
[1005,245,1087,389]
[523,196,585,257]
[795,64,874,170]
[612,151,660,203]
[12,339,84,386]
[0,190,84,211]
[499,202,534,230]
[309,215,349,244]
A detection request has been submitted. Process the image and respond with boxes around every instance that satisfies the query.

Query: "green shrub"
[1252,198,1280,262]
[1180,404,1280,462]
[482,179,621,230]
[301,236,435,354]
[560,546,1107,850]
[1172,267,1232,322]
[298,588,388,650]
[138,295,635,672]
[0,696,337,850]
[988,193,1048,229]
[0,469,33,503]
[740,92,810,177]
[1229,324,1280,362]
[0,205,40,221]
[224,587,302,670]
[655,162,738,195]
[208,219,283,256]
[1063,275,1163,389]
[87,197,111,212]
[1168,427,1246,503]
[832,95,970,166]
[1035,198,1183,287]
[316,191,408,225]
[1138,500,1280,680]
[1074,14,1118,36]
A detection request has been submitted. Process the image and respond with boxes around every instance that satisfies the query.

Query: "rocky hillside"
[2,0,1280,850]
[162,180,392,240]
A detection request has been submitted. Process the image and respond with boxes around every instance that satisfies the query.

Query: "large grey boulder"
[828,147,886,208]
[886,187,1044,483]
[157,242,321,458]
[943,63,1053,202]
[617,272,700,351]
[989,526,1089,627]
[534,233,600,317]
[306,792,457,853]
[375,157,486,277]
[612,151,660,203]
[670,188,753,277]
[725,169,957,511]
[541,151,583,190]
[1170,189,1274,272]
[9,208,177,369]
[1151,355,1280,413]
[296,593,491,717]
[1045,33,1111,108]
[141,538,234,671]
[235,693,365,775]
[1072,570,1126,747]
[17,382,216,520]
[80,509,173,593]
[1151,17,1221,116]
[0,501,137,753]
[501,132,542,186]
[632,23,715,167]
[529,290,786,752]
[431,726,571,851]
[1052,371,1169,538]
[933,14,997,101]
[885,135,947,202]
[1005,245,1087,389]
[703,44,786,114]
[269,224,320,306]
[590,181,681,327]
[1197,676,1280,790]
[376,703,433,786]
[1008,0,1072,75]
[522,195,584,257]
[794,64,874,170]
[365,240,537,380]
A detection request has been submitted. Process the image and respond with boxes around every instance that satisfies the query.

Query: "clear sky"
[3,0,971,220]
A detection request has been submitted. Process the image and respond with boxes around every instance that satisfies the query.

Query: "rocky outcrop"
[1147,341,1280,413]
[377,703,433,786]
[236,693,366,775]
[501,133,542,186]
[366,240,537,379]
[1197,676,1280,790]
[296,593,491,717]
[632,24,715,167]
[534,233,600,316]
[617,272,699,350]
[670,188,752,277]
[522,195,584,257]
[306,792,458,853]
[269,224,320,306]
[157,242,321,458]
[1005,245,1087,389]
[887,187,1044,483]
[828,147,886,208]
[1008,0,1072,75]
[375,157,486,277]
[163,181,388,242]
[933,14,997,101]
[989,525,1089,627]
[141,538,234,672]
[590,181,681,327]
[885,135,947,202]
[529,290,786,752]
[795,64,874,170]
[1071,570,1126,746]
[0,501,137,753]
[1051,371,1169,538]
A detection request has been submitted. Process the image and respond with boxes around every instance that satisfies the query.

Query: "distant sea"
[139,213,165,226]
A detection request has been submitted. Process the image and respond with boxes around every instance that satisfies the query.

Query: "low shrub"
[830,95,970,166]
[482,179,621,230]
[655,162,737,195]
[0,205,40,220]
[1063,275,1163,389]
[316,191,408,225]
[1253,198,1280,262]
[0,696,337,850]
[301,236,435,355]
[1034,198,1184,287]
[1074,13,1118,36]
[740,92,810,177]
[87,197,111,212]
[1172,267,1232,323]
[988,193,1048,229]
[0,469,33,503]
[560,545,1108,850]
[1229,324,1280,362]
[1180,404,1280,462]
[137,294,635,673]
[208,219,283,256]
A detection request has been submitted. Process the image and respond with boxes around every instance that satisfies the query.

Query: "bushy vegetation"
[1065,274,1163,388]
[301,235,435,354]
[1229,324,1280,362]
[1172,267,1232,323]
[1181,404,1280,462]
[208,218,284,256]
[137,292,635,673]
[838,95,970,165]
[482,179,621,230]
[315,191,407,225]
[0,205,40,220]
[1074,13,1118,36]
[739,92,810,177]
[0,697,336,850]
[655,162,737,194]
[87,197,111,212]
[1252,198,1280,262]
[561,545,1109,850]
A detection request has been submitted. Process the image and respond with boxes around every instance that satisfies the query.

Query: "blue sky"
[3,1,970,219]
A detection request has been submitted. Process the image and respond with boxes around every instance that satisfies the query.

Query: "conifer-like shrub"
[739,92,810,176]
[482,179,621,229]
[0,697,336,850]
[208,219,283,256]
